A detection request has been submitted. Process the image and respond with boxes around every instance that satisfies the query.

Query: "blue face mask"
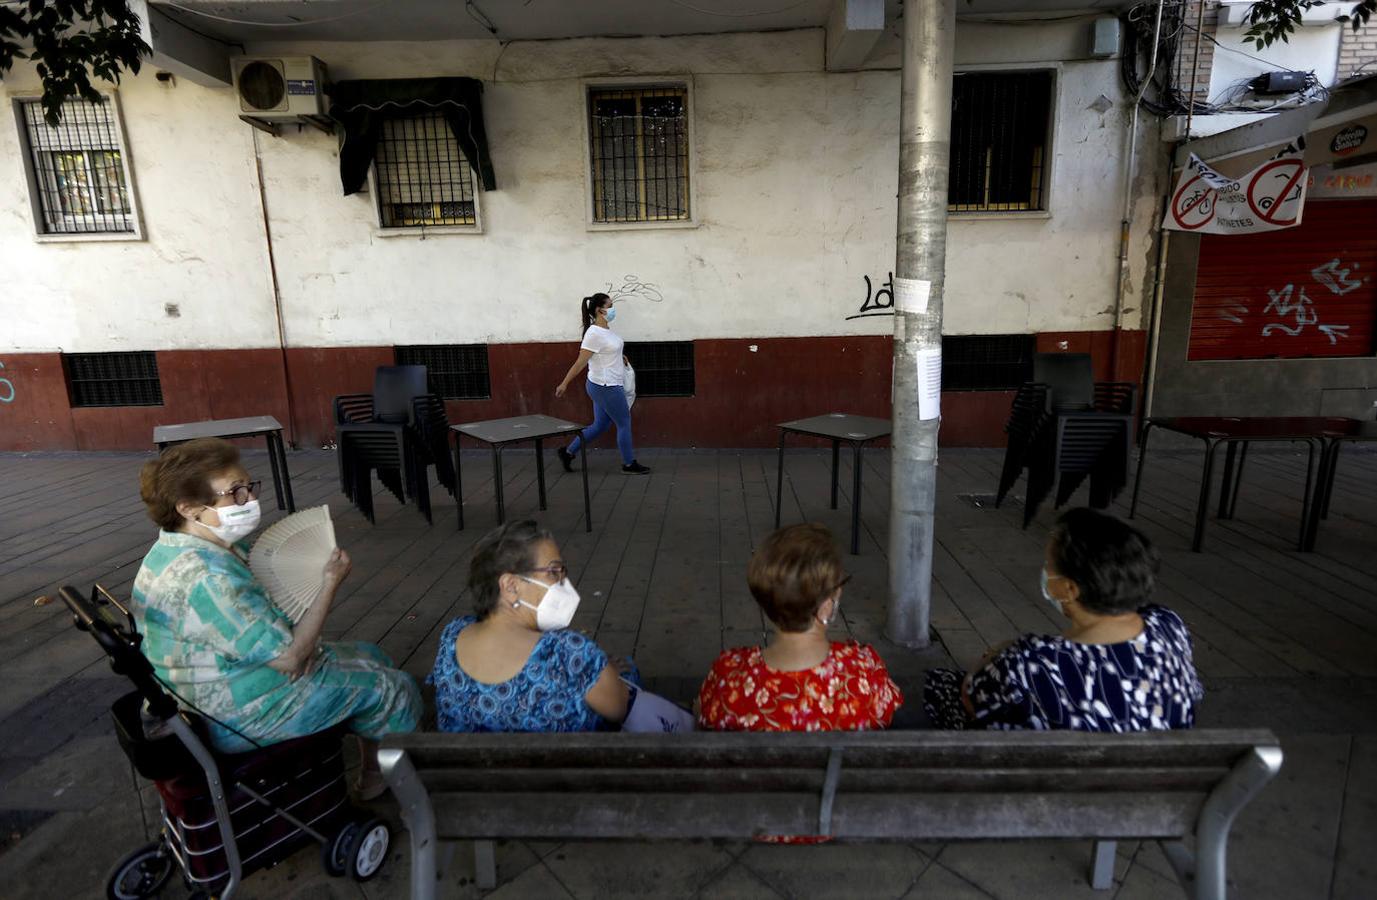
[604,306,617,324]
[1040,566,1063,614]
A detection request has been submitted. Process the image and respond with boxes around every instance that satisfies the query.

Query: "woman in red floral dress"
[698,524,902,733]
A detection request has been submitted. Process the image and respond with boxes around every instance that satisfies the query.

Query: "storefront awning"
[327,77,497,195]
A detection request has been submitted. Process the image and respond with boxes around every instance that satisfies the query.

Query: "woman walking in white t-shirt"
[555,293,651,475]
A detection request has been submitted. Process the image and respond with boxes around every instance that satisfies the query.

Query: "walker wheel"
[322,821,357,877]
[346,817,390,882]
[106,841,175,900]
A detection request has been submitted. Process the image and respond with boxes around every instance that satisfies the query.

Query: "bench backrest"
[381,728,1280,842]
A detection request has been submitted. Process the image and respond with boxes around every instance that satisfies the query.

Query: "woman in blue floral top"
[925,508,1203,732]
[430,520,631,732]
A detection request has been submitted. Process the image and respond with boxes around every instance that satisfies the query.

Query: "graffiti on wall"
[1253,257,1359,345]
[0,361,13,404]
[605,275,664,304]
[845,272,896,321]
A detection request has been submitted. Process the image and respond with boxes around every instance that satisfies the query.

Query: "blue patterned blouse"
[429,616,610,733]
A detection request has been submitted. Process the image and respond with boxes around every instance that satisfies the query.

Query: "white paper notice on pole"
[916,348,941,420]
[894,277,931,314]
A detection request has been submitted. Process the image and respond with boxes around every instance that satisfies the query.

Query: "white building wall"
[0,25,1157,353]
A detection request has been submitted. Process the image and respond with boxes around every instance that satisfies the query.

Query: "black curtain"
[328,77,497,195]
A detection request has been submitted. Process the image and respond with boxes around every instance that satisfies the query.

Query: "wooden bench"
[379,729,1282,900]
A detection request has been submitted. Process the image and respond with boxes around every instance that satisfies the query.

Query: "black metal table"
[451,415,591,532]
[153,415,295,512]
[1129,416,1358,552]
[775,413,891,555]
[1303,419,1377,550]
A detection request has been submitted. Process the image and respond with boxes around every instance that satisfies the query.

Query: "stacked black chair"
[997,353,1137,527]
[334,366,446,525]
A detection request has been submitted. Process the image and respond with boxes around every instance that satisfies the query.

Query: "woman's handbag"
[623,364,636,409]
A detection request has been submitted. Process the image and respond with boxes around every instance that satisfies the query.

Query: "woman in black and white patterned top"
[925,508,1203,732]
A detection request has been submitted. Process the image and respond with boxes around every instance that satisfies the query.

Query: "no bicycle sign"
[1164,146,1308,235]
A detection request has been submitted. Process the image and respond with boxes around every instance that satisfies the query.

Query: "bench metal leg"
[475,840,497,890]
[379,749,439,900]
[1090,840,1116,890]
[493,446,505,524]
[1163,745,1284,900]
[265,431,287,512]
[535,438,547,510]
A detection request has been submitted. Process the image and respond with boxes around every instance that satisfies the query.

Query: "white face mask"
[515,575,581,631]
[191,499,261,544]
[603,306,617,324]
[1040,566,1063,615]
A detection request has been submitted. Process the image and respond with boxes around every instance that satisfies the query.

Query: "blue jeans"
[568,380,636,465]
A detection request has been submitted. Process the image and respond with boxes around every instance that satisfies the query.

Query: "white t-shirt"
[581,325,626,387]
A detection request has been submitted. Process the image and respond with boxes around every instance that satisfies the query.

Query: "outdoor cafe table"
[451,415,591,532]
[1129,416,1360,553]
[1304,418,1377,551]
[775,413,891,555]
[153,415,295,513]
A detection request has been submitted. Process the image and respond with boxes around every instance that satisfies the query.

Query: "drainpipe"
[1111,0,1165,381]
[252,129,300,449]
[887,0,956,649]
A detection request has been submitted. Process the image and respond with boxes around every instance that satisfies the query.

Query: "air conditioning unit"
[231,56,328,120]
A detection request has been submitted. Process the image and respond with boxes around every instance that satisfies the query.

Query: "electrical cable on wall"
[161,1,387,27]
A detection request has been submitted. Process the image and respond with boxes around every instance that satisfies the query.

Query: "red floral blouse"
[697,641,903,732]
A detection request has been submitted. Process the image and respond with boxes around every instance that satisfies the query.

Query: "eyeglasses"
[832,574,852,592]
[210,481,261,506]
[523,563,569,582]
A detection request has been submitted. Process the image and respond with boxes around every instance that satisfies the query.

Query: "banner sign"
[1165,143,1308,234]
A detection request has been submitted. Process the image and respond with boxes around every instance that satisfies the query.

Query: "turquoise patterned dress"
[131,530,421,753]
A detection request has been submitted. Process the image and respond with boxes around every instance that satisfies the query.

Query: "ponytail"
[580,292,611,334]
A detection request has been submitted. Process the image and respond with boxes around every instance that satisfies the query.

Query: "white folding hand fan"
[249,505,337,623]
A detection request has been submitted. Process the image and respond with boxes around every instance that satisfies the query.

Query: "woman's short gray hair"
[467,520,554,619]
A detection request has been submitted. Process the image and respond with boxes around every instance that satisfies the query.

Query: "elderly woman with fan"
[131,438,420,799]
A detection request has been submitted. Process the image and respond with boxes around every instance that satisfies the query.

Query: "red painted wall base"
[0,331,1146,452]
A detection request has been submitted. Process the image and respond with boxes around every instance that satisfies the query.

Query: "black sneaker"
[622,461,651,475]
[557,446,575,472]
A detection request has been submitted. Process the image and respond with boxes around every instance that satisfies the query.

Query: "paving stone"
[739,842,929,900]
[935,840,1124,899]
[899,861,994,899]
[697,862,787,899]
[1333,736,1377,899]
[542,840,733,899]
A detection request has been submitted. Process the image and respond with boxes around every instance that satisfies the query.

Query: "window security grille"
[949,71,1053,213]
[19,99,133,234]
[941,335,1036,391]
[588,86,689,223]
[624,341,694,397]
[374,113,478,228]
[64,352,162,407]
[395,345,491,399]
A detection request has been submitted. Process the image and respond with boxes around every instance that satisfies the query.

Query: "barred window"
[64,352,162,407]
[374,113,478,228]
[16,98,135,235]
[624,341,694,397]
[942,335,1036,391]
[949,71,1053,213]
[395,344,491,399]
[588,86,690,223]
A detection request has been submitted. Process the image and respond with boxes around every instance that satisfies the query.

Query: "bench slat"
[427,791,1199,841]
[415,765,1228,794]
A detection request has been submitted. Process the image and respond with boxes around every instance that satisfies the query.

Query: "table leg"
[535,438,548,511]
[579,441,591,533]
[1129,422,1153,519]
[830,440,840,510]
[1305,440,1340,551]
[275,432,296,513]
[1297,439,1318,552]
[454,438,465,531]
[493,447,505,525]
[1217,443,1238,519]
[775,430,786,529]
[1320,441,1341,520]
[1192,439,1222,553]
[1224,442,1247,520]
[850,442,864,556]
[265,432,287,512]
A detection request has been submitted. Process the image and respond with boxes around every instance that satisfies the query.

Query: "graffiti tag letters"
[605,275,664,304]
[0,361,13,404]
[845,272,895,321]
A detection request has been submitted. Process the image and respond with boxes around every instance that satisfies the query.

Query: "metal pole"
[887,0,955,648]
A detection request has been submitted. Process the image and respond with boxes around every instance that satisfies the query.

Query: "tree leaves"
[1244,0,1377,49]
[0,0,150,125]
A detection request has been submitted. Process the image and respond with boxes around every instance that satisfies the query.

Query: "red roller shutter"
[1187,199,1377,360]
